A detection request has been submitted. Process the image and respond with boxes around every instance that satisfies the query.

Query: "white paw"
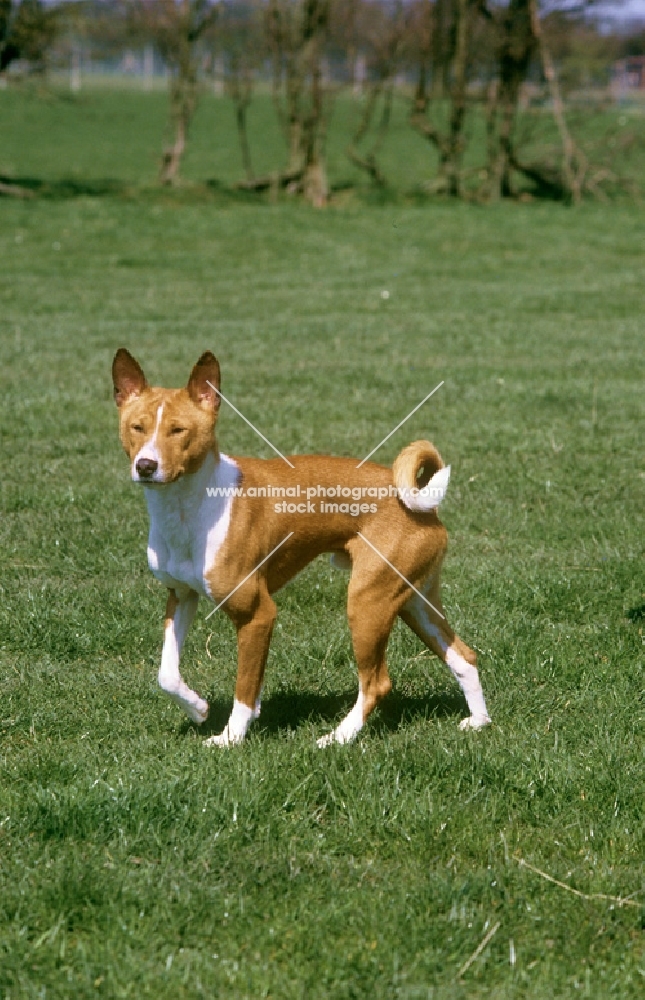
[459,714,491,731]
[317,697,364,747]
[203,728,243,748]
[316,727,357,748]
[185,699,209,725]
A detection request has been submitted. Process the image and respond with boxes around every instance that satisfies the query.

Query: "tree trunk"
[411,0,472,198]
[285,50,306,175]
[346,82,392,186]
[528,0,583,204]
[442,0,470,196]
[265,0,331,205]
[0,180,35,199]
[287,117,304,174]
[487,77,523,201]
[160,111,187,185]
[486,0,535,202]
[236,103,254,181]
[301,44,328,206]
[159,49,197,187]
[302,159,328,207]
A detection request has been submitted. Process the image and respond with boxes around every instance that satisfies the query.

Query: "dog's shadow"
[191,687,467,740]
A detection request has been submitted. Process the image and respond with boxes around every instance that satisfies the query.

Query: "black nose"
[136,458,158,478]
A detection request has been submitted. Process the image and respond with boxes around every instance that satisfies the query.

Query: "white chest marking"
[144,452,239,600]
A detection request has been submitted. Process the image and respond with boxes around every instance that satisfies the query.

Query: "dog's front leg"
[204,587,276,747]
[158,589,209,724]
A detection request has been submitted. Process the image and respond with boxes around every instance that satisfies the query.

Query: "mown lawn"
[2,84,644,199]
[0,87,644,999]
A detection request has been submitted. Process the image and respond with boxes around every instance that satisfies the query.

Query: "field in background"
[2,84,645,199]
[0,87,644,998]
[0,85,423,192]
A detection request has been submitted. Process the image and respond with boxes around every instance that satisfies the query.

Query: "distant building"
[613,55,645,92]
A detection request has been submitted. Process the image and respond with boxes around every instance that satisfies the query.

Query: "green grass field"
[2,84,644,201]
[0,87,644,998]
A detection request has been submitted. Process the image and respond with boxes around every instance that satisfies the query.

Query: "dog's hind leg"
[317,561,412,747]
[399,577,491,730]
[158,589,209,724]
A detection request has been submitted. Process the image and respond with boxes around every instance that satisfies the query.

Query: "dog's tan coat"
[112,349,490,745]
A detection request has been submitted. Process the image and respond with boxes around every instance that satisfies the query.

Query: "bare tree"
[410,0,484,197]
[406,0,631,204]
[345,0,406,187]
[528,0,586,203]
[335,0,361,92]
[264,0,333,206]
[226,49,255,181]
[218,0,264,182]
[484,0,535,200]
[1,0,57,198]
[130,0,219,185]
[0,0,56,75]
[484,0,597,203]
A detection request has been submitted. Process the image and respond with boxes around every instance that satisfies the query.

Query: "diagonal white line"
[206,380,295,468]
[356,381,444,469]
[456,920,501,981]
[356,531,445,619]
[205,532,294,620]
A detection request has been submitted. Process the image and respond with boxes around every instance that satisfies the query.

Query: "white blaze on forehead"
[133,403,164,478]
[151,404,164,447]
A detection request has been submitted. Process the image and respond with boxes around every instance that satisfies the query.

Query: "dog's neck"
[142,446,221,522]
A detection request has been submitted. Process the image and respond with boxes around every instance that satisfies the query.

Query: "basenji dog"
[112,349,490,746]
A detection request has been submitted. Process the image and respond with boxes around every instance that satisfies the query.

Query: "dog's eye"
[131,424,144,433]
[170,427,186,435]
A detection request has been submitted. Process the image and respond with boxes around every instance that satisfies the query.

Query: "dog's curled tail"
[392,440,450,512]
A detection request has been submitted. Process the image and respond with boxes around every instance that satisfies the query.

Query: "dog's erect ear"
[187,352,221,412]
[112,349,148,407]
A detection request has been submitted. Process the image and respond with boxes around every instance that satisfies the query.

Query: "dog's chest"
[144,453,239,599]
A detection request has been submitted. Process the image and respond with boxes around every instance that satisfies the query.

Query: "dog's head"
[112,349,221,485]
